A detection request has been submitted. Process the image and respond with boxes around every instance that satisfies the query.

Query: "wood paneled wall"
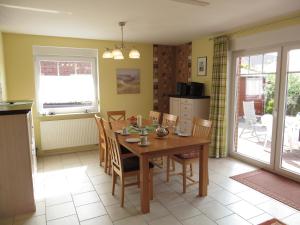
[153,43,191,113]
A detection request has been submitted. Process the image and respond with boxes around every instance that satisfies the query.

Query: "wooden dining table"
[110,119,210,214]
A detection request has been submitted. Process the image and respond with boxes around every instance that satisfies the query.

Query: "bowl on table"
[155,126,169,138]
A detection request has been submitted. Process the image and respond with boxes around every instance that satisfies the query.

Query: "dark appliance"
[189,82,205,97]
[176,82,188,96]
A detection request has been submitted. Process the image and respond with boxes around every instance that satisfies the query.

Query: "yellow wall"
[191,37,214,96]
[0,32,6,101]
[3,33,153,153]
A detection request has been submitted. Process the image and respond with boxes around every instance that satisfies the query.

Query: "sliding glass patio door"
[230,49,280,167]
[276,46,300,177]
[230,45,300,180]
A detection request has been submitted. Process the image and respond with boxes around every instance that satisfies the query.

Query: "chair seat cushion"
[175,151,199,159]
[123,156,154,172]
[120,145,131,154]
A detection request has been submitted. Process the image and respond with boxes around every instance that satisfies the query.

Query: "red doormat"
[231,169,300,211]
[259,218,286,225]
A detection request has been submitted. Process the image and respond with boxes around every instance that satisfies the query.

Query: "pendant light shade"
[102,22,140,60]
[129,49,140,59]
[112,49,124,60]
[102,49,113,58]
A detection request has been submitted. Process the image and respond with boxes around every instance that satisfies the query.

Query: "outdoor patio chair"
[261,114,273,151]
[261,114,298,152]
[239,101,264,142]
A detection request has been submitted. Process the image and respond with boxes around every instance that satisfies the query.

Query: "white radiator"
[40,118,98,150]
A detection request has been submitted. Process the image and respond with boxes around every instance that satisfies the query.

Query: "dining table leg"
[139,155,150,213]
[199,144,208,196]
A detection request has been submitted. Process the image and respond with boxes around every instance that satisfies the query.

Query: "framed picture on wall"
[116,69,140,94]
[197,56,207,76]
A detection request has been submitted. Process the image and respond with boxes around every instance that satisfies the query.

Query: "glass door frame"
[274,43,300,181]
[228,46,282,170]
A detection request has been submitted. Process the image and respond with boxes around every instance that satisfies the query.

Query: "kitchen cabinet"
[0,102,36,217]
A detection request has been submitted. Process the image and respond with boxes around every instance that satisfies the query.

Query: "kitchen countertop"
[0,101,33,116]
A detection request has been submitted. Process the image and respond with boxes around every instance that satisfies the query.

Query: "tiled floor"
[1,150,300,225]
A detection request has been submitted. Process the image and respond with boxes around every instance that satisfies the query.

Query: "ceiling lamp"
[102,48,113,58]
[129,49,140,59]
[112,49,124,60]
[102,22,140,60]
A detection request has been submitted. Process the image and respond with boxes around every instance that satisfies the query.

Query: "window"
[246,77,264,96]
[238,52,278,98]
[34,47,98,114]
[239,52,277,75]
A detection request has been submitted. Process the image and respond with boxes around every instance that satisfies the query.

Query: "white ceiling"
[0,0,300,44]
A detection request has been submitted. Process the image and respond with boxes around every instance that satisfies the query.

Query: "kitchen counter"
[0,102,36,216]
[0,101,33,115]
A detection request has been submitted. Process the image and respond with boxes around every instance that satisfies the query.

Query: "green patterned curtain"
[209,36,228,158]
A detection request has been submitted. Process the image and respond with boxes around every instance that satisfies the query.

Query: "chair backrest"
[243,101,257,123]
[104,125,123,173]
[94,114,106,149]
[94,114,102,134]
[149,111,161,123]
[192,117,212,139]
[101,118,112,130]
[107,110,126,123]
[162,113,178,127]
[261,114,273,139]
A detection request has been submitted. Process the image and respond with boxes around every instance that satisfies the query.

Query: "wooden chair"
[149,111,161,123]
[94,115,105,167]
[162,113,178,128]
[100,118,113,174]
[104,126,154,207]
[159,113,179,168]
[107,110,126,123]
[100,118,135,175]
[166,117,212,193]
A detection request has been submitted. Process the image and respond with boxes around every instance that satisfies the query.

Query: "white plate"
[138,142,151,147]
[125,138,140,143]
[178,133,191,137]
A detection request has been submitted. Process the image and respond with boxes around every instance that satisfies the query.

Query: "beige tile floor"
[1,150,300,225]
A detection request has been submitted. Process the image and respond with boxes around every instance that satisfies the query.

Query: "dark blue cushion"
[120,145,131,154]
[123,156,154,172]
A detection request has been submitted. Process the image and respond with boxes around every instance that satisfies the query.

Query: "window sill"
[38,111,99,121]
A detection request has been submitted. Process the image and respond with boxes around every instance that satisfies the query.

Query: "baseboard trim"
[37,144,98,157]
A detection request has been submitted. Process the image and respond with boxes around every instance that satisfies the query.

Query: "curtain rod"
[208,34,229,41]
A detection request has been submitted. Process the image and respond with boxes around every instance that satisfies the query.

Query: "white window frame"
[228,46,281,170]
[33,46,99,115]
[245,77,264,96]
